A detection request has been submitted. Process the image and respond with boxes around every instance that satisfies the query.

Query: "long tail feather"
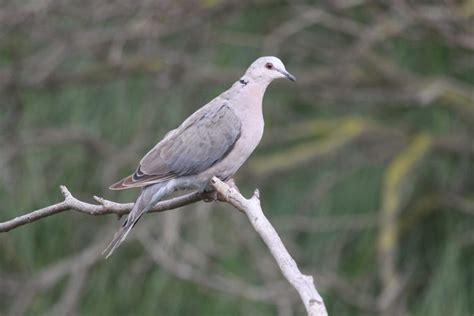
[103,182,173,258]
[102,203,146,258]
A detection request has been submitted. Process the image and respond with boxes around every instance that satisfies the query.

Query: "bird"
[103,56,295,258]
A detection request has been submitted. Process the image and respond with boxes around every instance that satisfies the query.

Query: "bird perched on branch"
[103,56,295,258]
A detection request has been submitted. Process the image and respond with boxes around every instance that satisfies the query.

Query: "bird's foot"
[203,190,218,202]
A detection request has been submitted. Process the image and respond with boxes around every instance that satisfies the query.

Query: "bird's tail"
[102,197,147,259]
[102,182,172,258]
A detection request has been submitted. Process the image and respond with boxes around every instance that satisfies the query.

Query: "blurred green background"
[1,0,473,315]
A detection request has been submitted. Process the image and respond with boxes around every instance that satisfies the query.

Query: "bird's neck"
[241,73,273,87]
[224,79,266,124]
[234,75,271,97]
[237,78,268,106]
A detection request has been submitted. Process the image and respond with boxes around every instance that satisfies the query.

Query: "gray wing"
[110,104,241,189]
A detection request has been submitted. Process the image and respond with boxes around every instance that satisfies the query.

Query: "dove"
[103,56,295,258]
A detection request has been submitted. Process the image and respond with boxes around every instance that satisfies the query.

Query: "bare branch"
[210,177,328,316]
[0,186,205,233]
[1,179,328,314]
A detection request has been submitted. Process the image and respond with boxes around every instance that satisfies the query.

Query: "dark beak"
[285,71,296,82]
[278,68,296,81]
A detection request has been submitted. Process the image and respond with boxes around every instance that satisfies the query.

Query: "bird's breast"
[199,100,264,182]
[218,105,264,176]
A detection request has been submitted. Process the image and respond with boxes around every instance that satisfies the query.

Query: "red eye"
[265,62,273,69]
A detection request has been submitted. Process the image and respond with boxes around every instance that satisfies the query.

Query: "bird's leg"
[203,190,218,202]
[207,178,244,214]
[203,178,241,202]
[202,181,218,202]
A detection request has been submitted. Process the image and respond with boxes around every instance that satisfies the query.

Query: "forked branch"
[210,177,328,316]
[0,178,328,315]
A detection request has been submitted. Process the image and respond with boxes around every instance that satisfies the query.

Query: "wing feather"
[110,104,241,190]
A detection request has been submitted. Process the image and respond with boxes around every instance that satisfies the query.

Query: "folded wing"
[110,104,241,190]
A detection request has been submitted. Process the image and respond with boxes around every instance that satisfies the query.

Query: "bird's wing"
[110,103,242,190]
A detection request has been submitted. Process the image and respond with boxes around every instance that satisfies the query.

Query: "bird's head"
[244,56,296,83]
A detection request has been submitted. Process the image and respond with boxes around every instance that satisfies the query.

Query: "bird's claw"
[203,190,218,202]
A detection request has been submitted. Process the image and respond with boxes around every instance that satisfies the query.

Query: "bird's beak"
[277,68,296,81]
[285,71,296,82]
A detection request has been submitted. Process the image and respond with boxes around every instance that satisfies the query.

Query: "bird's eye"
[265,63,273,70]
